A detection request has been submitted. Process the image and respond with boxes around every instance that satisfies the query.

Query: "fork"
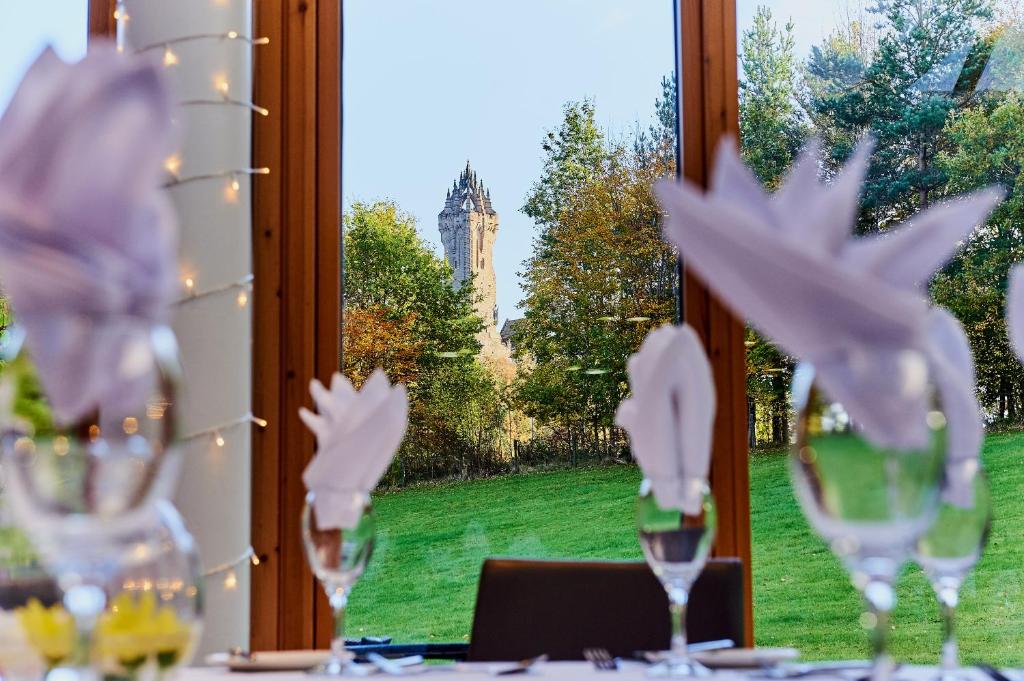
[584,647,619,671]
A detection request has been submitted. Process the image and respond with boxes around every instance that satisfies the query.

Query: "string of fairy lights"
[116,1,269,589]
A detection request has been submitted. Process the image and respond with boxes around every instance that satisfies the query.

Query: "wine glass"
[301,491,376,676]
[791,362,946,681]
[913,468,991,681]
[636,478,716,677]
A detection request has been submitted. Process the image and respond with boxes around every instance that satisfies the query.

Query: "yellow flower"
[95,591,193,671]
[15,598,75,667]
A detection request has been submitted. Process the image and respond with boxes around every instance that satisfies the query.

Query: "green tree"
[516,97,677,459]
[739,6,807,188]
[933,94,1024,419]
[856,0,992,225]
[342,201,508,483]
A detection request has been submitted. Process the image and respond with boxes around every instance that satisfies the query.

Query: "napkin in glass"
[300,370,408,530]
[654,137,1000,455]
[616,324,715,516]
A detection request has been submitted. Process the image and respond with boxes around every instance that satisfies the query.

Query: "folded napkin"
[615,324,715,515]
[1008,265,1024,365]
[300,370,408,530]
[924,307,982,507]
[0,44,178,425]
[654,137,1001,454]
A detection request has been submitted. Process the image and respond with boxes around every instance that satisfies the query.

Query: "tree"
[858,0,993,224]
[516,95,678,459]
[739,6,807,188]
[933,94,1024,419]
[342,201,508,483]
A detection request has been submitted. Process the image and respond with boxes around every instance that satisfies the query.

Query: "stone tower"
[438,161,513,377]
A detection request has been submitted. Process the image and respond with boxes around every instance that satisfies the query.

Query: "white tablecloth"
[181,662,1008,681]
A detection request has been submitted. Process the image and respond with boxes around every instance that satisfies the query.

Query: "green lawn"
[347,432,1024,665]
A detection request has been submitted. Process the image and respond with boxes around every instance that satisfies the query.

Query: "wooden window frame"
[89,0,750,651]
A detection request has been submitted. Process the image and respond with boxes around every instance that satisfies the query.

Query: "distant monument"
[438,161,515,379]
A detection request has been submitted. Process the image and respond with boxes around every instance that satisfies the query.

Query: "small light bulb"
[224,179,239,203]
[250,554,261,567]
[227,31,239,40]
[164,154,181,177]
[123,417,139,435]
[214,433,226,448]
[88,425,101,442]
[223,571,238,590]
[254,37,271,45]
[163,47,179,67]
[214,74,230,97]
[184,277,196,292]
[237,291,249,308]
[254,105,270,117]
[253,417,269,428]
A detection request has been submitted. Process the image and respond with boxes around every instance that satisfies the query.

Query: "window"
[0,1,87,114]
[342,0,681,642]
[737,0,1024,662]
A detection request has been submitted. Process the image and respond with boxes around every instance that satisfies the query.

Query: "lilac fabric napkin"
[654,138,999,455]
[924,307,982,506]
[615,324,715,516]
[1007,265,1024,365]
[300,370,408,530]
[0,44,178,425]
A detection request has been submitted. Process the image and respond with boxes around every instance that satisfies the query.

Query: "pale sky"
[0,1,88,113]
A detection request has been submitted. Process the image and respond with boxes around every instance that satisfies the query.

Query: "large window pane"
[737,0,1024,662]
[342,0,679,642]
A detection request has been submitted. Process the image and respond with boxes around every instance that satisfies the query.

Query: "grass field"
[346,432,1024,665]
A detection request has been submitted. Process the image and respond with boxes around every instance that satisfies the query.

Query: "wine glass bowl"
[301,491,376,676]
[636,479,716,677]
[791,362,946,681]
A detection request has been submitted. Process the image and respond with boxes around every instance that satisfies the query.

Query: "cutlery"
[583,647,618,671]
[494,654,548,675]
[367,652,424,676]
[977,663,1017,681]
[752,661,873,679]
[687,639,735,653]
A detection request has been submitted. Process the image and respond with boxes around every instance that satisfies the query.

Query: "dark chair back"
[467,557,744,661]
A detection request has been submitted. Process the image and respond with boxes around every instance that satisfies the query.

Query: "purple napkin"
[654,138,999,504]
[300,370,408,530]
[616,324,715,515]
[0,44,178,425]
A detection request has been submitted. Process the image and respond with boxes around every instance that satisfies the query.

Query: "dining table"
[181,661,1015,681]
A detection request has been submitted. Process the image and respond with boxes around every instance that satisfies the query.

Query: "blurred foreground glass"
[0,322,202,680]
[914,471,991,681]
[791,362,946,681]
[302,491,376,676]
[637,479,716,677]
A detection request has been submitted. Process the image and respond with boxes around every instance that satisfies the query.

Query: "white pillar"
[119,0,255,656]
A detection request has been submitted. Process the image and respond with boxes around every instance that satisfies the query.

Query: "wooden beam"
[678,0,753,647]
[251,0,342,651]
[88,0,116,38]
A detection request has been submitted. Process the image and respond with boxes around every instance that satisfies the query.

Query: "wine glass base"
[306,659,372,677]
[646,656,713,678]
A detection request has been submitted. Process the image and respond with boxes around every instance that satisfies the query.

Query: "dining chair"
[466,557,744,661]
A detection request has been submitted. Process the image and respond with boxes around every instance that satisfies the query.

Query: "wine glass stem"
[864,578,895,681]
[668,587,689,660]
[938,587,959,675]
[329,589,350,662]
